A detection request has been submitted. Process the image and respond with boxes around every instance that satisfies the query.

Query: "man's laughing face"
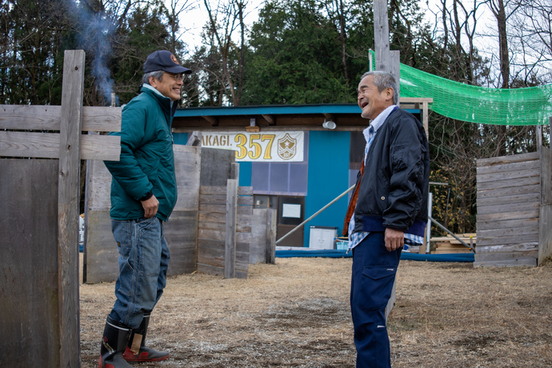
[357,75,394,120]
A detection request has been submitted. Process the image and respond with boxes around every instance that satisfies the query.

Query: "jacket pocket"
[359,266,397,311]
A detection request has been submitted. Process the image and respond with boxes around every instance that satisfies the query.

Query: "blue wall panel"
[304,131,351,247]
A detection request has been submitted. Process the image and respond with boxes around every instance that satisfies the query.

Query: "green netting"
[389,62,552,126]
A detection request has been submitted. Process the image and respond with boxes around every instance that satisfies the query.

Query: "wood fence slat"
[476,192,540,207]
[477,210,539,223]
[476,201,540,215]
[478,233,540,246]
[238,196,253,206]
[477,226,539,238]
[477,217,539,231]
[225,179,238,279]
[0,131,121,160]
[477,184,540,198]
[476,152,539,167]
[477,167,540,183]
[200,186,226,195]
[238,186,253,195]
[199,194,227,205]
[0,104,121,132]
[477,175,540,191]
[476,159,540,176]
[58,49,84,368]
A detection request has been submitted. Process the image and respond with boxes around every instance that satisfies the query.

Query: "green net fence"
[394,62,552,126]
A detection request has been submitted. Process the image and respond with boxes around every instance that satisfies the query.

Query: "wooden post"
[537,125,543,151]
[58,50,85,367]
[225,179,238,278]
[374,0,390,72]
[266,208,277,264]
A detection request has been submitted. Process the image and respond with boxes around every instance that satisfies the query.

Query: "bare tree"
[204,0,248,105]
[508,0,552,84]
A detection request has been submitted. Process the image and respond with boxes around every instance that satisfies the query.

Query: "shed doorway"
[254,195,305,247]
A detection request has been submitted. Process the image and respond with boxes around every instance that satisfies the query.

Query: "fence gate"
[0,50,121,367]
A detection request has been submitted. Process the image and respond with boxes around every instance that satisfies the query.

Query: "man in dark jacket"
[99,50,192,368]
[344,71,429,368]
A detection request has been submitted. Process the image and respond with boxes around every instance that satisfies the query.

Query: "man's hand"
[141,195,159,218]
[384,228,404,252]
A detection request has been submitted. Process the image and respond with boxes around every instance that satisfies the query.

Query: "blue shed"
[171,100,430,248]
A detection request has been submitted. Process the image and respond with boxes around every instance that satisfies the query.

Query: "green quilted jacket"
[104,86,177,222]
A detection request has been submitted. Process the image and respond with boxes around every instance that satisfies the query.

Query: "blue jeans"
[108,217,170,329]
[350,232,401,368]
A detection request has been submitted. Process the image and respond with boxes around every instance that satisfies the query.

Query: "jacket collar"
[363,105,398,142]
[140,84,176,119]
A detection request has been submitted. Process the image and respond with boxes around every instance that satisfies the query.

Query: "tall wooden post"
[374,0,390,72]
[58,50,85,367]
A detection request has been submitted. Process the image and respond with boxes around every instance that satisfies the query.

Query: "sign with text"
[201,131,304,162]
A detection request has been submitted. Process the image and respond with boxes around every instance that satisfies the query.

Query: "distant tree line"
[1,0,550,234]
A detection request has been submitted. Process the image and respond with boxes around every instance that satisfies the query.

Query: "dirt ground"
[80,256,552,368]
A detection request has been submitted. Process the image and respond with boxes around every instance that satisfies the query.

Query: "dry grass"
[80,256,552,367]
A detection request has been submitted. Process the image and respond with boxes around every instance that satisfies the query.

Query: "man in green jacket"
[99,50,192,368]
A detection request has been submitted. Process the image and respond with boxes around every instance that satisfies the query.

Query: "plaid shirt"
[347,105,423,253]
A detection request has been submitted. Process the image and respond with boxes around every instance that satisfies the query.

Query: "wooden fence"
[83,144,201,282]
[197,184,253,278]
[476,149,552,267]
[0,51,121,367]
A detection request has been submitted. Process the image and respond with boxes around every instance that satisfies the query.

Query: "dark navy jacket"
[352,108,430,236]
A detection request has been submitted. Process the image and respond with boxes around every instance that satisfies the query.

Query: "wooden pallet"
[431,233,476,254]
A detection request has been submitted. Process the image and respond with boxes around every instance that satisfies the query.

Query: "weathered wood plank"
[198,211,252,226]
[541,146,552,205]
[165,211,198,276]
[0,159,60,367]
[476,201,540,215]
[199,194,227,205]
[539,204,552,265]
[476,192,540,207]
[476,152,539,167]
[238,196,253,206]
[477,210,539,223]
[477,226,539,239]
[0,104,121,132]
[200,186,226,195]
[173,145,200,212]
[199,203,251,214]
[477,217,539,231]
[478,233,540,246]
[197,263,224,277]
[225,179,238,279]
[266,209,277,264]
[474,258,537,267]
[198,220,251,233]
[476,159,540,176]
[477,243,538,253]
[58,49,84,368]
[477,184,540,199]
[477,175,540,191]
[0,131,121,160]
[239,186,253,195]
[477,167,540,183]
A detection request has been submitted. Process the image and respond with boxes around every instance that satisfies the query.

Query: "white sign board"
[201,131,304,162]
[282,204,301,218]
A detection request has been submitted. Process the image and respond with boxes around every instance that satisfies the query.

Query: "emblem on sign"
[277,133,297,160]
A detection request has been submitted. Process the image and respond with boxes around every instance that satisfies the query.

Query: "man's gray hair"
[142,70,165,85]
[360,71,399,105]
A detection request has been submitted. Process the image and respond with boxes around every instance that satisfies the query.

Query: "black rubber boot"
[122,314,170,362]
[98,317,133,368]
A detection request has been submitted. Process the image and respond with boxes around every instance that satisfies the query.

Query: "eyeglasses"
[165,73,185,82]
